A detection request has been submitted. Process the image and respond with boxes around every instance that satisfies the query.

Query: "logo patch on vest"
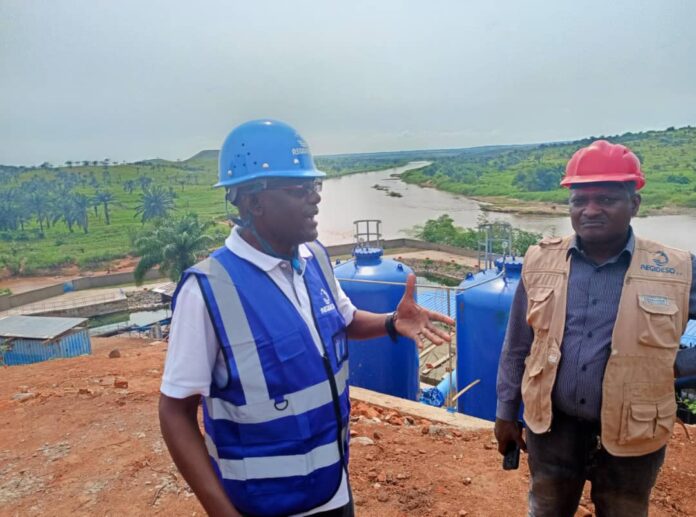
[638,295,673,307]
[319,288,336,314]
[640,251,679,275]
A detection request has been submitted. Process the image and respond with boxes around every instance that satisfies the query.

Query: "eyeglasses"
[266,180,323,199]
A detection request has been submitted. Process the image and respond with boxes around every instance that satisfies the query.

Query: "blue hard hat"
[215,119,325,188]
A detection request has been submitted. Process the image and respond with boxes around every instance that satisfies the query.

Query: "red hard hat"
[560,140,645,190]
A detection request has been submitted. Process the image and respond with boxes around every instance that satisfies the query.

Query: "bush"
[416,215,541,255]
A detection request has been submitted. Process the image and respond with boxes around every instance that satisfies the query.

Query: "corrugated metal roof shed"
[682,319,696,347]
[0,315,87,340]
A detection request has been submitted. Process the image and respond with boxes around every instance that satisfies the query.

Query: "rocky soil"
[1,337,694,516]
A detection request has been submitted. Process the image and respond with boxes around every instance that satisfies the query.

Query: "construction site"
[1,229,696,517]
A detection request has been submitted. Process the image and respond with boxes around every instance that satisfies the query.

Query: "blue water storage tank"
[456,257,522,421]
[334,247,419,400]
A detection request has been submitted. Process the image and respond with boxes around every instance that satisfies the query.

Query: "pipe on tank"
[419,370,457,407]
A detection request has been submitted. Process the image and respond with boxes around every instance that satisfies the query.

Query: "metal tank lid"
[495,257,523,277]
[354,246,383,264]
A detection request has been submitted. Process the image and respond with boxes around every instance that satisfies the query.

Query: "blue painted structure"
[456,257,523,421]
[0,316,92,366]
[682,319,696,347]
[334,247,419,400]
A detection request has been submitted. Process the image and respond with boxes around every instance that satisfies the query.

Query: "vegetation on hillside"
[0,153,408,274]
[400,126,696,211]
[0,125,693,275]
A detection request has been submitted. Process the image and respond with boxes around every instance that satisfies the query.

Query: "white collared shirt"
[162,227,356,397]
[161,228,355,516]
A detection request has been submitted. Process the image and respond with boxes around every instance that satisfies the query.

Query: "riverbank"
[471,195,696,217]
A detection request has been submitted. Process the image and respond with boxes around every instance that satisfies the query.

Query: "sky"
[1,0,695,166]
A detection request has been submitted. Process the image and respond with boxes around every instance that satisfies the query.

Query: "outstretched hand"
[394,274,455,350]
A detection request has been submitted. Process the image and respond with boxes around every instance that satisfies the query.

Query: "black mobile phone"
[502,420,523,470]
[502,441,520,470]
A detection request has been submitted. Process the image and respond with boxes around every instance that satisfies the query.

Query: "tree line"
[0,170,181,236]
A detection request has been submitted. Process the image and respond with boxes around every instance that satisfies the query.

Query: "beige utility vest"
[521,235,692,456]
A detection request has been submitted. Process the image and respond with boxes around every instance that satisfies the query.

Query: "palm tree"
[73,194,90,233]
[0,189,22,231]
[122,180,135,194]
[138,176,153,190]
[133,214,214,284]
[24,180,51,233]
[134,185,175,223]
[52,192,89,233]
[52,194,77,233]
[94,190,115,225]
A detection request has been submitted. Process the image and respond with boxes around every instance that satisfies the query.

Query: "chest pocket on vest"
[256,330,314,397]
[526,287,554,330]
[636,295,680,349]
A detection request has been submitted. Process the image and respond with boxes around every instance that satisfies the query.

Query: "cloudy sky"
[1,0,695,165]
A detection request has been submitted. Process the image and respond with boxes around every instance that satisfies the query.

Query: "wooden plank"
[350,386,493,430]
[418,343,437,360]
[421,353,453,375]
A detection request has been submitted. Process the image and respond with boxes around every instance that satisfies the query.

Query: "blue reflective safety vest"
[173,241,350,517]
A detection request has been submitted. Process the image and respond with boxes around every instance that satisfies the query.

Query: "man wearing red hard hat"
[495,140,696,516]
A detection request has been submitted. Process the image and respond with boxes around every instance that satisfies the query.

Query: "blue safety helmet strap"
[215,119,325,188]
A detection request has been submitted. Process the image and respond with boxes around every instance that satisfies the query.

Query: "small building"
[0,315,91,366]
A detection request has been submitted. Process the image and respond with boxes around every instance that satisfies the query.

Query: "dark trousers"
[526,411,666,517]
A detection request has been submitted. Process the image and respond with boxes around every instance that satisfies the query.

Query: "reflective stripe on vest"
[194,256,269,403]
[305,240,339,303]
[205,434,341,481]
[205,359,349,424]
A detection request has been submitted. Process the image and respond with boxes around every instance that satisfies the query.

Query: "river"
[317,161,696,252]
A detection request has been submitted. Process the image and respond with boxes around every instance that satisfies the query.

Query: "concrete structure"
[0,269,163,312]
[0,315,91,366]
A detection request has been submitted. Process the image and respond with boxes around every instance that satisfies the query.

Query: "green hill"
[0,152,411,274]
[0,125,693,274]
[400,126,696,213]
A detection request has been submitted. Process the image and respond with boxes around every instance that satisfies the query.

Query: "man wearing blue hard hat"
[159,119,454,517]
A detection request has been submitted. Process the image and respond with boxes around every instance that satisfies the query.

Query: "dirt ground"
[1,337,695,517]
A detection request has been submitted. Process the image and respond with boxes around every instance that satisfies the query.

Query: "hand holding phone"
[502,440,520,470]
[501,420,523,470]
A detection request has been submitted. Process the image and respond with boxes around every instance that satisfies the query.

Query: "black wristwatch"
[385,312,399,342]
